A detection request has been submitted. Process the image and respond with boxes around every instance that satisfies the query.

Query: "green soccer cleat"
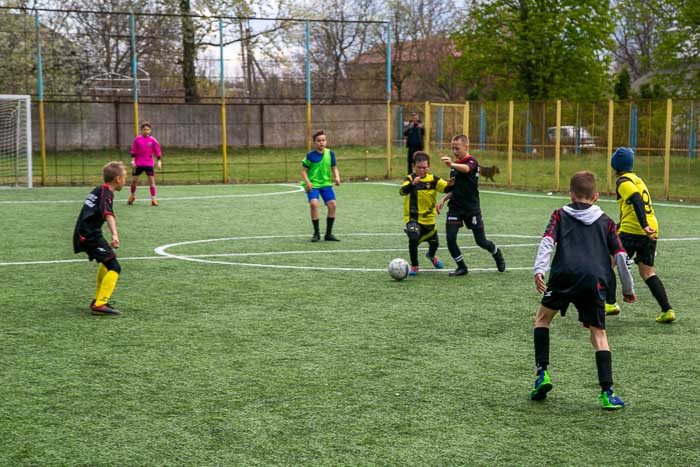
[655,309,676,323]
[529,370,553,401]
[598,389,625,410]
[605,303,621,316]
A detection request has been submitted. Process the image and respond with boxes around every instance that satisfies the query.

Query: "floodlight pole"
[386,23,392,178]
[305,21,311,152]
[35,10,45,186]
[219,17,228,183]
[130,13,139,137]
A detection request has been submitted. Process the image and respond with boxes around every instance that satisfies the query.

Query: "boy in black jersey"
[73,161,127,315]
[438,135,505,276]
[530,171,636,410]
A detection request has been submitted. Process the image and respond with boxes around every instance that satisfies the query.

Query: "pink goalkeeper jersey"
[130,135,161,167]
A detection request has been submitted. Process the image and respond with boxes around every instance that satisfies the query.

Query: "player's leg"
[128,171,139,205]
[590,326,624,410]
[94,263,108,304]
[147,172,157,206]
[91,240,121,315]
[407,148,414,176]
[306,188,322,241]
[322,188,339,241]
[424,227,443,269]
[636,240,674,322]
[470,218,505,272]
[530,304,558,400]
[408,235,420,274]
[446,215,467,276]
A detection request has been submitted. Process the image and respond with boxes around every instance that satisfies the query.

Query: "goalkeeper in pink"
[128,121,162,206]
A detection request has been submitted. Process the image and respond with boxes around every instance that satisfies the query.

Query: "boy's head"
[412,151,430,177]
[103,161,127,191]
[569,171,598,203]
[313,130,327,151]
[141,121,152,136]
[611,147,634,173]
[451,135,470,157]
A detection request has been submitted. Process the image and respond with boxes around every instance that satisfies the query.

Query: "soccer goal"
[0,95,32,188]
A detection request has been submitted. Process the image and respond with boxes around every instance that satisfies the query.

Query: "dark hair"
[312,130,325,141]
[413,151,430,165]
[141,121,152,130]
[103,161,126,183]
[570,171,597,199]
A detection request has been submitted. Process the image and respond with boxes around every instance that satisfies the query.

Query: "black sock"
[312,219,320,234]
[606,272,617,305]
[457,259,466,269]
[326,217,335,235]
[645,275,672,312]
[596,350,613,392]
[534,327,549,372]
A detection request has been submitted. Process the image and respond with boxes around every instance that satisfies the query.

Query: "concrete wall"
[32,102,388,151]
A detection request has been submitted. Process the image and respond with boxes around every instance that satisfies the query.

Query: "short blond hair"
[103,161,126,183]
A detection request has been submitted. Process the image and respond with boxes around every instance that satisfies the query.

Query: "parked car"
[547,126,598,152]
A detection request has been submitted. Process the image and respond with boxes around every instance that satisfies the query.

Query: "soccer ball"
[388,258,410,281]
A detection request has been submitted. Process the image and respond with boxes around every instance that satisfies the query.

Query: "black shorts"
[79,236,116,264]
[133,165,155,176]
[541,288,606,329]
[446,211,484,230]
[619,232,656,266]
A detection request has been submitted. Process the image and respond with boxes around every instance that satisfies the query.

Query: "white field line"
[0,184,303,204]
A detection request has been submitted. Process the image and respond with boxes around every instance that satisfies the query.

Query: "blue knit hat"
[611,147,634,173]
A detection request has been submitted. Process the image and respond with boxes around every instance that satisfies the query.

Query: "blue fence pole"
[479,104,486,151]
[397,106,403,148]
[526,106,532,154]
[576,107,582,154]
[689,106,697,159]
[629,104,638,150]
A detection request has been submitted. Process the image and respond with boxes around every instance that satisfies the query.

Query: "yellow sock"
[94,263,108,301]
[94,270,119,306]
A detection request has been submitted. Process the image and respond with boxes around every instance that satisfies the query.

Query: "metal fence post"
[555,100,561,192]
[507,100,513,187]
[664,99,672,199]
[607,99,614,193]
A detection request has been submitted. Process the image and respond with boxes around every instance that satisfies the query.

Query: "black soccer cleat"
[449,266,468,277]
[91,303,121,316]
[311,232,321,242]
[493,249,506,272]
[324,233,340,241]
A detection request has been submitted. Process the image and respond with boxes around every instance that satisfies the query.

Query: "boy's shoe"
[598,389,625,410]
[151,199,158,206]
[449,266,468,277]
[655,309,676,323]
[408,266,418,276]
[425,252,443,269]
[605,303,622,315]
[493,249,506,272]
[91,303,121,316]
[89,299,115,310]
[529,370,553,401]
[311,232,321,242]
[127,195,135,205]
[324,234,340,241]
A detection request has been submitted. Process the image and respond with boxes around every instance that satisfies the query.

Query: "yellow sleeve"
[435,176,448,193]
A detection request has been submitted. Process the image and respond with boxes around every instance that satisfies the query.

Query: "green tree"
[654,0,700,96]
[452,0,615,100]
[613,67,631,99]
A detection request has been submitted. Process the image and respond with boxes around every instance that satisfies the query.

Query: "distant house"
[347,36,464,102]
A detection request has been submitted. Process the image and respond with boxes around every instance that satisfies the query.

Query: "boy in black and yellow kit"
[400,152,450,275]
[73,161,127,315]
[610,147,676,323]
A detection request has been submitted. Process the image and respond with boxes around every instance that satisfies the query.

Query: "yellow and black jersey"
[400,173,448,225]
[616,172,659,237]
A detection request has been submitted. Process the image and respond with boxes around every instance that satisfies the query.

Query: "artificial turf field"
[1,182,698,465]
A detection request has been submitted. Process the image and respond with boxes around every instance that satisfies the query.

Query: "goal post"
[0,95,32,188]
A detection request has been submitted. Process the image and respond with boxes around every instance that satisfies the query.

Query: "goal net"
[0,95,32,188]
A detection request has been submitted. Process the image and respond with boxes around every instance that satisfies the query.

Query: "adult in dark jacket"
[403,112,425,175]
